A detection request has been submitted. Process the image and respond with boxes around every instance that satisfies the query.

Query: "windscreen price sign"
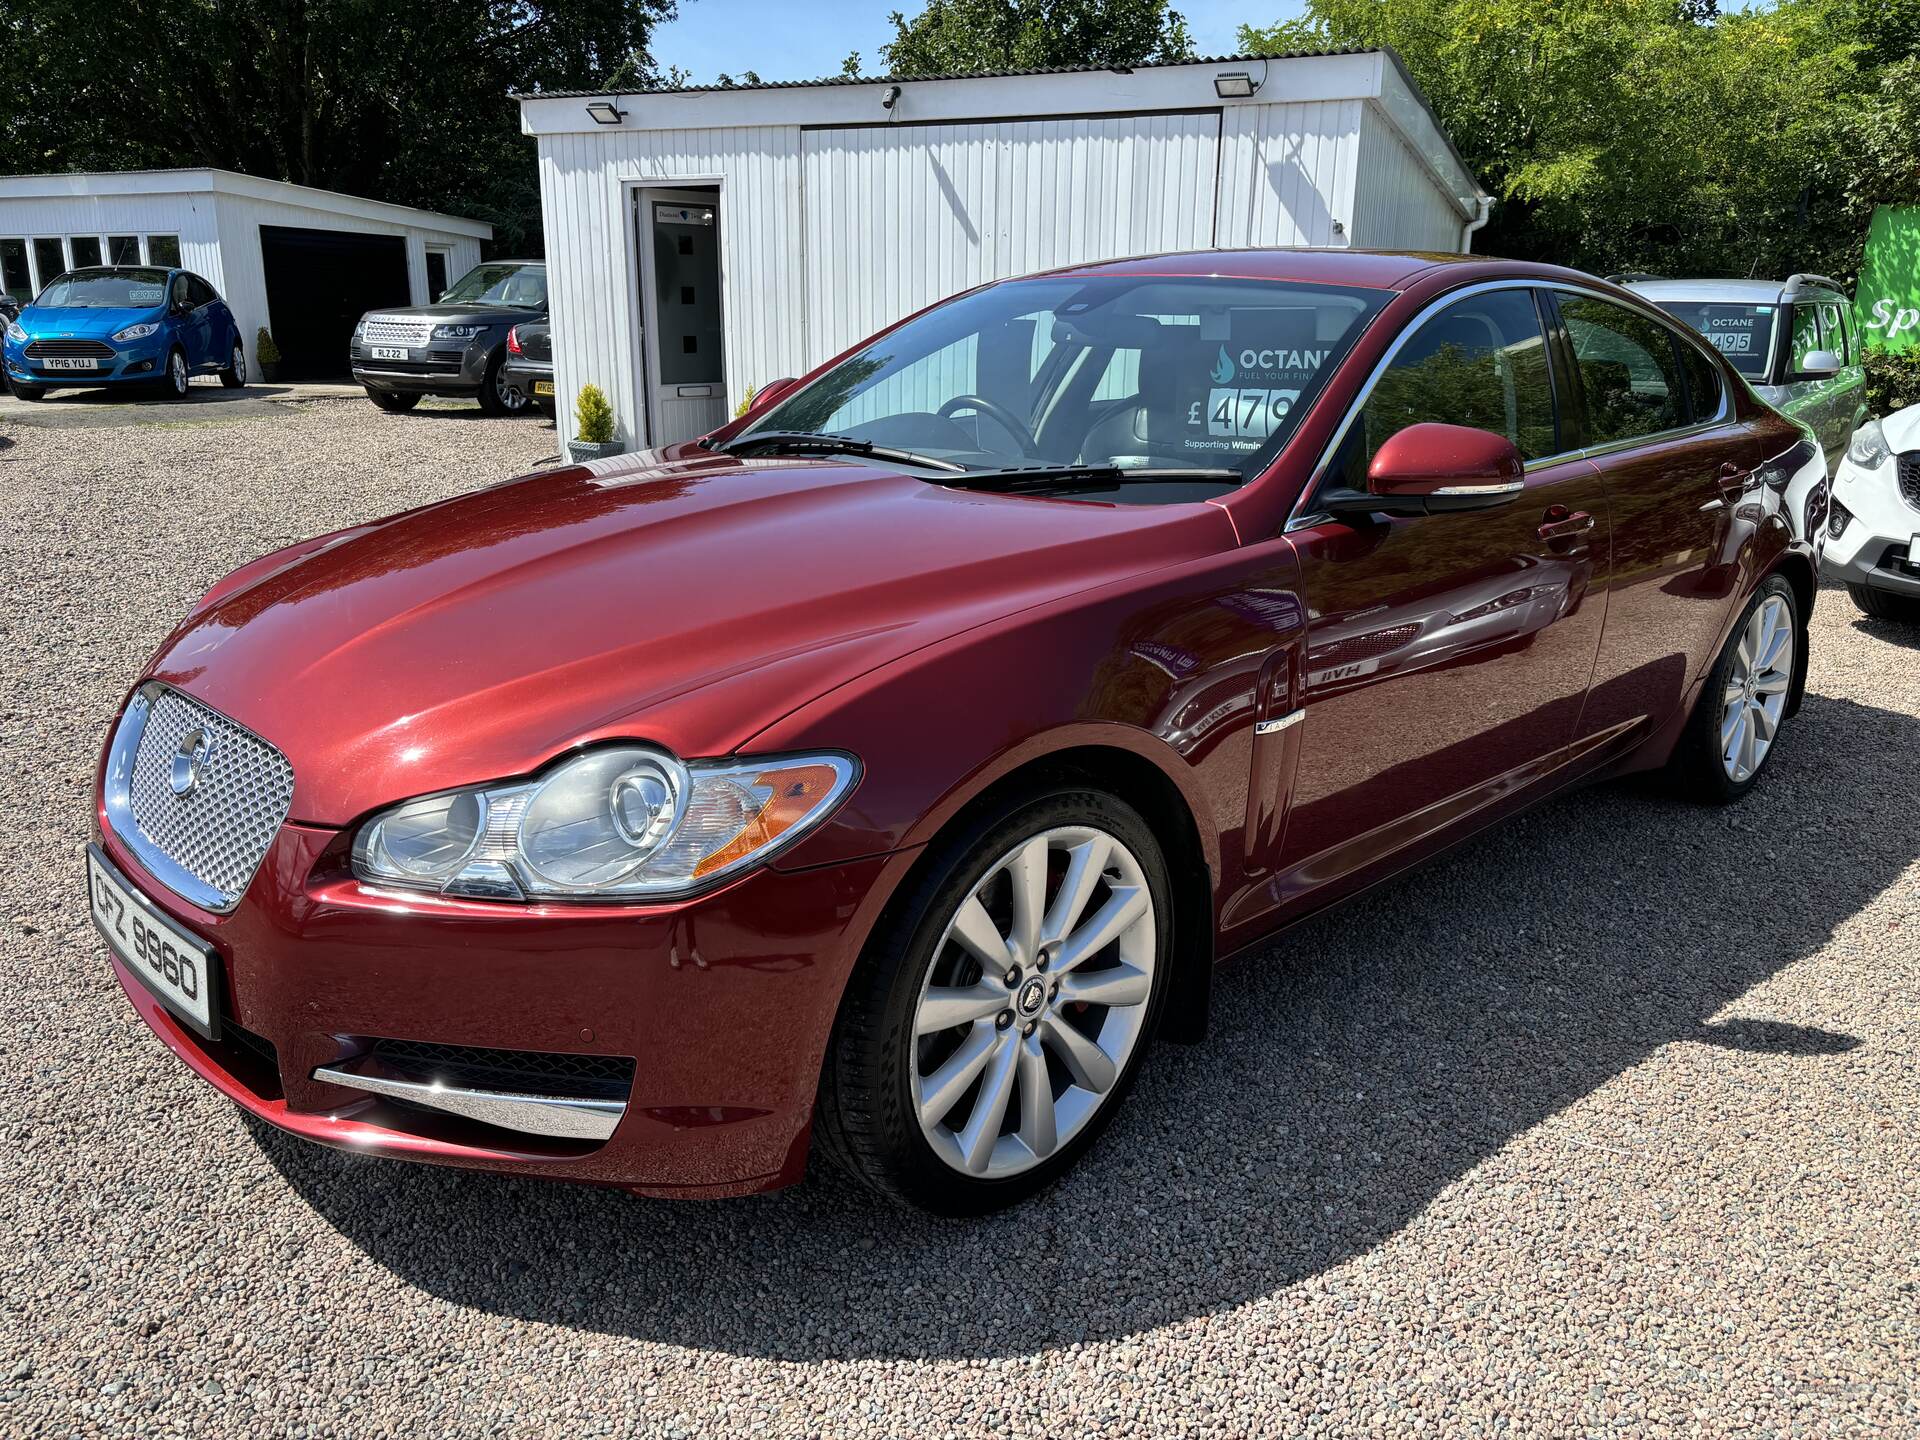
[1193,344,1321,439]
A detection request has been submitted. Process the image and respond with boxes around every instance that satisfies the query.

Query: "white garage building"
[0,169,490,377]
[517,47,1489,449]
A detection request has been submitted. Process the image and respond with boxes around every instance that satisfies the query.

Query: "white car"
[1828,408,1920,622]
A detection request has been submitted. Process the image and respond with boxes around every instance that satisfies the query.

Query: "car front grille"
[361,316,434,348]
[371,1038,636,1100]
[24,339,115,359]
[1897,452,1920,511]
[109,686,295,912]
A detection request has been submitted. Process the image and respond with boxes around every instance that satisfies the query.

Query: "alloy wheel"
[1720,594,1792,782]
[496,365,526,412]
[170,351,188,395]
[909,825,1156,1179]
[233,344,246,385]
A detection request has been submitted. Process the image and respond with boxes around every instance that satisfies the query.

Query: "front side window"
[36,268,171,309]
[744,276,1388,479]
[440,262,546,309]
[1349,288,1558,470]
[1789,304,1824,374]
[186,274,218,308]
[1558,293,1683,445]
[1654,301,1775,380]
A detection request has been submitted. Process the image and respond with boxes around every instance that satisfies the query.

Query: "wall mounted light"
[585,100,626,125]
[881,85,902,111]
[1212,72,1257,99]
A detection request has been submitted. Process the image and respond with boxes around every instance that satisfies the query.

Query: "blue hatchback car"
[3,266,245,401]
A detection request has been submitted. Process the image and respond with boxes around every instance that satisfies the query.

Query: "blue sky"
[652,0,1309,85]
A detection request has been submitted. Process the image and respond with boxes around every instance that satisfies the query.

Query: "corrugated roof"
[513,48,1375,100]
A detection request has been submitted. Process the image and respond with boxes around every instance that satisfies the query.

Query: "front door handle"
[1717,460,1754,498]
[1537,505,1596,543]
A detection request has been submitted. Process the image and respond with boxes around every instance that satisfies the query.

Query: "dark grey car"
[350,260,546,416]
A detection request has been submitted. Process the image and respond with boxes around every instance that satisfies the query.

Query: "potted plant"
[255,328,281,383]
[569,383,623,461]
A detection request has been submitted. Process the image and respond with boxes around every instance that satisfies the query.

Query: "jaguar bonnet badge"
[171,728,215,796]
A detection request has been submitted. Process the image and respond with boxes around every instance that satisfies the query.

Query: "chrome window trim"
[1286,277,1733,532]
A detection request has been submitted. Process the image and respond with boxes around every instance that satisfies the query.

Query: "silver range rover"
[1620,273,1868,473]
[350,260,547,416]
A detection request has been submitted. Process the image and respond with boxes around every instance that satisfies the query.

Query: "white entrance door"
[635,188,727,446]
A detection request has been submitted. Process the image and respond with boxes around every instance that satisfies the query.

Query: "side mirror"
[1325,422,1526,518]
[1797,349,1842,377]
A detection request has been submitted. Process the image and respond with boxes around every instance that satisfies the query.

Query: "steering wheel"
[936,394,1039,458]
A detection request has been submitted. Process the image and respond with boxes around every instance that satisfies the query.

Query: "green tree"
[0,0,679,255]
[1241,0,1867,280]
[883,0,1194,76]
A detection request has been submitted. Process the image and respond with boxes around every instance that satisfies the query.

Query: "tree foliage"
[0,0,678,255]
[882,0,1194,76]
[1241,0,1920,282]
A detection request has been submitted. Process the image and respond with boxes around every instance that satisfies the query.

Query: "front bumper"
[1824,455,1920,594]
[5,338,166,385]
[350,336,491,395]
[93,811,906,1197]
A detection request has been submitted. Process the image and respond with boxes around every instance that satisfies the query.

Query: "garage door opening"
[260,225,409,379]
[634,187,726,445]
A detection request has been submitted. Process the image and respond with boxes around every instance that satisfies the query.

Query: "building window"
[108,235,139,265]
[32,238,65,289]
[70,236,102,268]
[146,234,181,267]
[0,239,31,303]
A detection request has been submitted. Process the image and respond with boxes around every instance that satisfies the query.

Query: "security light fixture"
[586,100,626,126]
[1213,72,1257,99]
[881,85,902,111]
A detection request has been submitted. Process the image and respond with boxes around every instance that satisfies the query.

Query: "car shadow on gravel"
[256,691,1914,1362]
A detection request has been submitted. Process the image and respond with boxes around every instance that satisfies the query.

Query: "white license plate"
[87,847,221,1039]
[45,357,98,371]
[371,346,408,360]
[533,380,554,397]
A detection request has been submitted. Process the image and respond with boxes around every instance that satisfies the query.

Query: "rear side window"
[1356,288,1559,464]
[1558,294,1683,445]
[1677,341,1723,424]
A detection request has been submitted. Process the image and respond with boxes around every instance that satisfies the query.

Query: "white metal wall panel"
[1213,99,1363,250]
[800,112,1220,365]
[0,193,220,291]
[535,125,803,446]
[1350,107,1468,251]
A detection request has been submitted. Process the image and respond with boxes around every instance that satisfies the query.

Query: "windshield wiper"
[935,464,1243,494]
[717,430,966,473]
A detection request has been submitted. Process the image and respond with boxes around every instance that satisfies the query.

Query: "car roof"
[1625,277,1847,305]
[1022,248,1593,292]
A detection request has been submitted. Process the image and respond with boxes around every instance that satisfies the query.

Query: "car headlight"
[112,322,160,342]
[4,320,26,344]
[351,745,858,900]
[432,323,487,341]
[1847,418,1890,469]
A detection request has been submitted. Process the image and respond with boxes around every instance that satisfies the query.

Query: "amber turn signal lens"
[692,763,843,879]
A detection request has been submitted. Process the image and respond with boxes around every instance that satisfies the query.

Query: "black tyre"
[365,387,421,414]
[1848,582,1920,624]
[11,382,45,402]
[219,339,246,389]
[1668,575,1799,804]
[477,348,530,416]
[162,347,191,400]
[815,786,1172,1215]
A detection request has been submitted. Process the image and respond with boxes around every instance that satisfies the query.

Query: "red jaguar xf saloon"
[90,250,1827,1213]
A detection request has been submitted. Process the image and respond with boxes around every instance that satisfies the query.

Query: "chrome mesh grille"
[361,316,433,348]
[121,689,294,909]
[1897,451,1920,512]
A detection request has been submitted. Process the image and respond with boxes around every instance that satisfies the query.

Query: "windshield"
[35,268,170,310]
[440,262,547,308]
[741,276,1389,480]
[1654,300,1777,379]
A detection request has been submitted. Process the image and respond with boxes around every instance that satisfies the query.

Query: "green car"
[1622,273,1867,472]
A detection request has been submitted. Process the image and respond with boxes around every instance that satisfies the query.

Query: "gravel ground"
[2,394,1915,1438]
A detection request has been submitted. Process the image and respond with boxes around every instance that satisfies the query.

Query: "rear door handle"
[1537,507,1596,543]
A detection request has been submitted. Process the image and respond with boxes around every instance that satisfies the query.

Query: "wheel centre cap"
[1016,977,1047,1015]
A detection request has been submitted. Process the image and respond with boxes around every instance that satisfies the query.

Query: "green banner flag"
[1856,204,1920,353]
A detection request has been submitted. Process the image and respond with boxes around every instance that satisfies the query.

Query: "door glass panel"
[32,238,65,289]
[1656,301,1775,379]
[650,200,721,385]
[70,236,102,268]
[146,234,181,268]
[0,239,31,303]
[1559,294,1683,444]
[1818,302,1846,362]
[108,236,140,265]
[1343,288,1558,478]
[1676,342,1723,424]
[1788,304,1823,371]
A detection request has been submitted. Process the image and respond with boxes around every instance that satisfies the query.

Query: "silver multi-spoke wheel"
[910,825,1156,1179]
[1720,594,1792,783]
[169,350,189,396]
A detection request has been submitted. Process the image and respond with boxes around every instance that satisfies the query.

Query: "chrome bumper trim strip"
[312,1063,625,1141]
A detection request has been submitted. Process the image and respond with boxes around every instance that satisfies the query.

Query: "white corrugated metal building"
[516,48,1489,449]
[0,170,490,376]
